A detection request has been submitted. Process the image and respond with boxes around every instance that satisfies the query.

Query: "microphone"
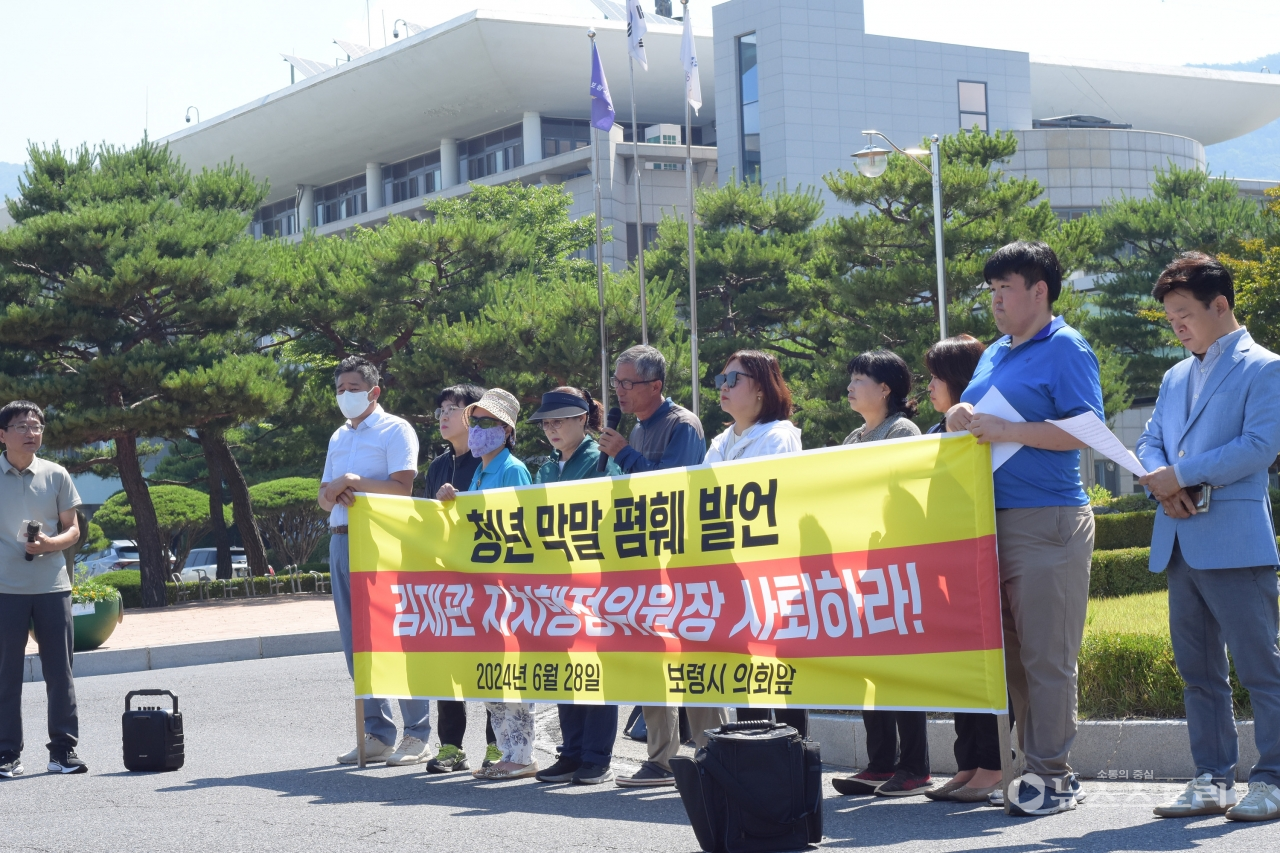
[597,407,622,472]
[24,521,40,562]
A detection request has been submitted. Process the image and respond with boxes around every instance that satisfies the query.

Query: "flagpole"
[686,96,699,416]
[682,0,700,416]
[628,55,648,345]
[589,29,609,409]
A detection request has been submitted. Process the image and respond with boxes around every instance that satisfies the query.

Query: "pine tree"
[1082,164,1272,396]
[0,140,288,606]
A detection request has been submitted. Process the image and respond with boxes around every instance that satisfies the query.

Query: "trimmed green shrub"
[96,569,330,609]
[248,477,327,568]
[1090,547,1166,598]
[1093,511,1156,551]
[1079,592,1251,719]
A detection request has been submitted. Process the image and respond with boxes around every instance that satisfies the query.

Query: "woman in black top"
[419,383,497,773]
[918,336,1005,803]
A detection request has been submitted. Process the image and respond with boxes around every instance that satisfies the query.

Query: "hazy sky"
[1,0,1277,163]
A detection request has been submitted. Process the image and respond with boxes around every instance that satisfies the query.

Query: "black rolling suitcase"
[671,720,823,853]
[123,689,185,772]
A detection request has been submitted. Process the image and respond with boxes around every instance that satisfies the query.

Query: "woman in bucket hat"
[435,388,537,781]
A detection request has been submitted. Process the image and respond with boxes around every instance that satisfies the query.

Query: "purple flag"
[590,41,615,131]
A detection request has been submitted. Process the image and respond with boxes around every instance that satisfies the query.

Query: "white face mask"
[337,388,374,420]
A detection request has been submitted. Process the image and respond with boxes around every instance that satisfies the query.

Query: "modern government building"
[100,0,1280,495]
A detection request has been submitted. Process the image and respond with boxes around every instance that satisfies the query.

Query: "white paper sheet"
[971,387,1025,471]
[1049,411,1150,477]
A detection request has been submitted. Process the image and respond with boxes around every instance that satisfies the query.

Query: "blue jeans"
[556,704,618,766]
[331,535,431,746]
[1167,541,1280,786]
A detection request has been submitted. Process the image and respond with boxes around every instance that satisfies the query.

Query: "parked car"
[79,540,141,576]
[176,547,249,583]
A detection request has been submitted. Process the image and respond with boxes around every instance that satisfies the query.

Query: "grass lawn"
[1085,591,1169,638]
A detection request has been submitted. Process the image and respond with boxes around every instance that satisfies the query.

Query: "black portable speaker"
[122,690,185,772]
[671,721,822,853]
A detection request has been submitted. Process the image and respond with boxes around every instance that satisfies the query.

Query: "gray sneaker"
[337,734,394,765]
[615,761,675,788]
[426,744,469,773]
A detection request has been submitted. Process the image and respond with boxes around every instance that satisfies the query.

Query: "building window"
[738,33,760,182]
[462,124,524,182]
[958,81,988,132]
[252,198,297,238]
[314,175,367,226]
[626,223,659,263]
[382,151,443,205]
[543,118,591,157]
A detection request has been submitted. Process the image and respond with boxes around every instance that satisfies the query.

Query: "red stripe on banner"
[351,537,999,658]
[351,537,1000,657]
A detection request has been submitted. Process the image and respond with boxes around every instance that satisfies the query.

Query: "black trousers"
[735,707,810,738]
[953,712,1002,772]
[0,592,78,755]
[863,709,928,777]
[436,700,494,749]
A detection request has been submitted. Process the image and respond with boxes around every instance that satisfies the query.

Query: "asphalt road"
[3,653,1276,852]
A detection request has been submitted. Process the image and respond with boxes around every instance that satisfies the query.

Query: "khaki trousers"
[996,505,1094,781]
[642,706,729,771]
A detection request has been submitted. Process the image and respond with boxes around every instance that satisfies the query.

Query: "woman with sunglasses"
[435,388,537,781]
[705,350,803,464]
[707,351,809,737]
[830,350,933,799]
[523,388,624,786]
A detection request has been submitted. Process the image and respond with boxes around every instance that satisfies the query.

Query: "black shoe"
[573,762,616,785]
[536,756,582,783]
[832,770,895,796]
[48,748,88,775]
[0,752,22,778]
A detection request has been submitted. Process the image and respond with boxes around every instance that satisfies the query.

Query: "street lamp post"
[853,131,948,341]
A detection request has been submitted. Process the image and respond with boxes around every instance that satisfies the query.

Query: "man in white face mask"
[318,356,425,767]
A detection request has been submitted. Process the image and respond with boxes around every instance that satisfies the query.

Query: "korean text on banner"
[349,433,1006,713]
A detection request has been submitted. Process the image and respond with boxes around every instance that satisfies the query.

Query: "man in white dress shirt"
[319,357,426,766]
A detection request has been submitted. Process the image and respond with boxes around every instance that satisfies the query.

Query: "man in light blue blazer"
[1136,252,1280,823]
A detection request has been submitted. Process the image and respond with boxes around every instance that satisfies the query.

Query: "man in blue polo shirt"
[948,241,1103,816]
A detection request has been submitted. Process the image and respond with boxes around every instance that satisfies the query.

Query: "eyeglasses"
[434,405,463,420]
[539,417,581,431]
[2,424,44,435]
[469,416,504,430]
[610,376,660,391]
[714,371,755,390]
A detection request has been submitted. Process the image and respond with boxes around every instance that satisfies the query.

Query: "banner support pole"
[998,703,1013,815]
[356,698,366,768]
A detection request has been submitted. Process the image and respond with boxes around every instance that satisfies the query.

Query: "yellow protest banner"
[350,433,1005,712]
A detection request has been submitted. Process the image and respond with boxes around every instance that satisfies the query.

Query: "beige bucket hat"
[465,388,521,432]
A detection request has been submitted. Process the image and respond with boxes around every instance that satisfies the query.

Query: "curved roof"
[1031,56,1280,146]
[161,8,714,204]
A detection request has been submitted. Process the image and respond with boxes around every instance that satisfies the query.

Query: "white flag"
[627,0,648,71]
[680,4,701,113]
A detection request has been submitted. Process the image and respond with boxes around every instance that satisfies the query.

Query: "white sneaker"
[337,734,394,765]
[387,736,430,766]
[1153,773,1236,818]
[1225,781,1280,822]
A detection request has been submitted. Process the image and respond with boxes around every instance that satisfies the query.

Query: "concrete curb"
[24,631,343,683]
[23,639,1259,784]
[809,713,1259,782]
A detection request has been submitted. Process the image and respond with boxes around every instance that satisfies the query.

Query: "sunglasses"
[469,416,504,429]
[714,370,754,390]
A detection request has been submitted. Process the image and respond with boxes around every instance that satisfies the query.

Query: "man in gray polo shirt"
[0,400,85,778]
